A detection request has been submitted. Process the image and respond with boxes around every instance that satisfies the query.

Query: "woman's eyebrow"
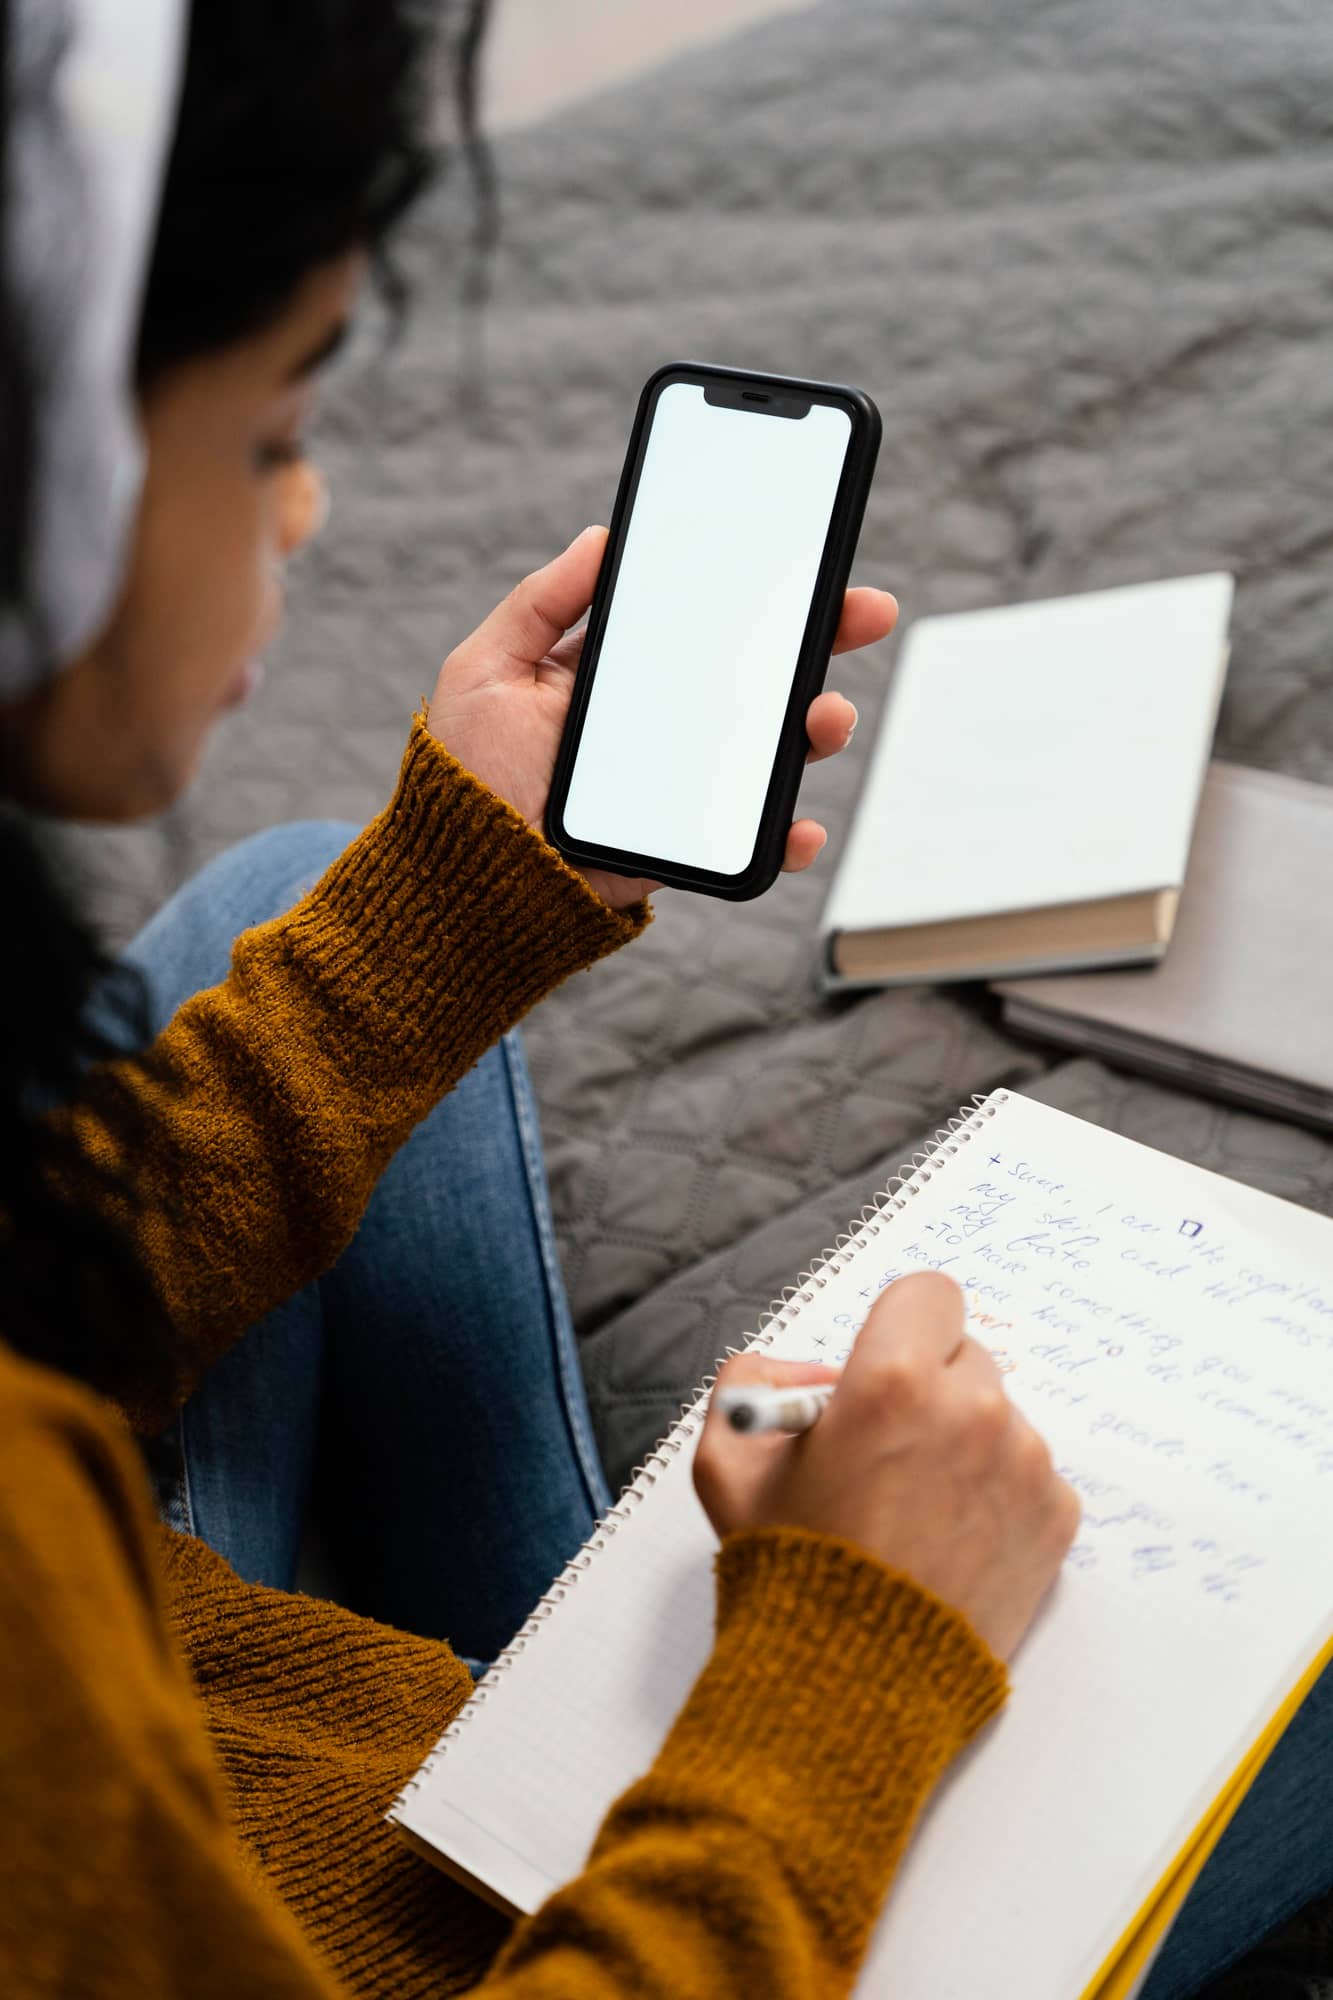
[285,317,351,383]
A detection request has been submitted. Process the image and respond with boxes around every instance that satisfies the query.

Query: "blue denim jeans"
[121,820,610,1669]
[120,821,1333,1998]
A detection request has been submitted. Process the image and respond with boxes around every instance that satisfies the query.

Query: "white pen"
[715,1381,838,1435]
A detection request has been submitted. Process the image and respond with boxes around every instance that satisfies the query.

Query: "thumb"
[458,525,609,678]
[695,1354,842,1536]
[703,1352,844,1436]
[711,1353,844,1393]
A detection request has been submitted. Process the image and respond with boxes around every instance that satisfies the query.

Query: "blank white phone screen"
[561,382,852,875]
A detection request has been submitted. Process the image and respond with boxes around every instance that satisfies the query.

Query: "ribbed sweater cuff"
[261,713,651,1080]
[660,1526,1008,1965]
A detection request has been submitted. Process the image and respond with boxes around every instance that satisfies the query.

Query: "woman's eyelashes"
[254,436,309,475]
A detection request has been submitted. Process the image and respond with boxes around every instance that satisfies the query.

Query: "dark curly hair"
[0,0,495,1405]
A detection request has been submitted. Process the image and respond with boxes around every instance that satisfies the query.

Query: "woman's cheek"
[248,556,286,662]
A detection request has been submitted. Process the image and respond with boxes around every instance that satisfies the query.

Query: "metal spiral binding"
[389,1087,1006,1824]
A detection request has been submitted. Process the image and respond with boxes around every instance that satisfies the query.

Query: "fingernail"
[846,704,859,740]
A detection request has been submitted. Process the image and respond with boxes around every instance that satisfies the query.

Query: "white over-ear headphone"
[1,0,186,696]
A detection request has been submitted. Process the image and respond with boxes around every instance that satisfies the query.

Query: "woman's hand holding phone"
[426,524,897,911]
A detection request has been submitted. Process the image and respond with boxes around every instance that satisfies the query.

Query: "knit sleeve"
[152,1522,1004,2000]
[52,715,649,1432]
[0,1335,1006,2000]
[0,1350,349,2000]
[473,1526,1009,1999]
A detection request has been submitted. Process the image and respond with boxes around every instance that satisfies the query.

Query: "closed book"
[819,574,1234,987]
[994,761,1333,1131]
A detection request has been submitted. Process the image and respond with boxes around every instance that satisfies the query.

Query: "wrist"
[629,1525,1007,1967]
[281,713,651,1071]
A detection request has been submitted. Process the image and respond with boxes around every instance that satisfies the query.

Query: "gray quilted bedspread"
[65,1,1333,1985]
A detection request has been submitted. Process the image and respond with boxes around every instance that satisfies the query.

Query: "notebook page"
[393,1091,1333,1997]
[395,1474,720,1912]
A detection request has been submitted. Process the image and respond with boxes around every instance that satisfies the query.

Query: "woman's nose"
[277,460,330,556]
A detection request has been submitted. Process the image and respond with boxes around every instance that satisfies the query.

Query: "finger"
[946,1331,1008,1389]
[712,1352,844,1393]
[831,586,898,656]
[703,1354,843,1461]
[453,526,609,680]
[781,818,829,873]
[932,1334,1020,1466]
[545,624,587,672]
[695,1355,841,1533]
[805,690,858,764]
[843,1271,969,1390]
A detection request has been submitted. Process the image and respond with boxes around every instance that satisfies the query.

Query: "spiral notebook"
[389,1090,1333,1999]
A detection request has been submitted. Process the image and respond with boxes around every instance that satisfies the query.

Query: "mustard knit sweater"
[0,717,1008,1998]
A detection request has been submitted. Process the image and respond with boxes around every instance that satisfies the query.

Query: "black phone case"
[545,359,883,901]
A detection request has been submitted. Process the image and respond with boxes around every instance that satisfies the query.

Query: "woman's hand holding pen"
[693,1271,1081,1661]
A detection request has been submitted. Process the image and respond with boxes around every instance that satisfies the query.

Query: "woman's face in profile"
[3,250,364,822]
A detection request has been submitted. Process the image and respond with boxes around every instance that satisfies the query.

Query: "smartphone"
[545,360,881,900]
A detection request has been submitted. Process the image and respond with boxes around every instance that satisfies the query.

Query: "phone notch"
[703,380,813,421]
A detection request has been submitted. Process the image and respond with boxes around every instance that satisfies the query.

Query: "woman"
[0,4,1323,1997]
